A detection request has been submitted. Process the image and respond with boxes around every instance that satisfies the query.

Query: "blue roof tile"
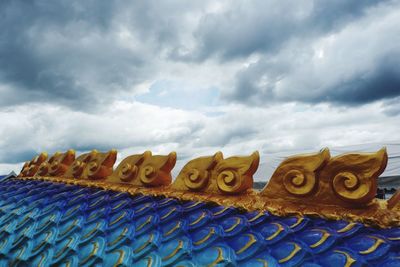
[0,178,399,266]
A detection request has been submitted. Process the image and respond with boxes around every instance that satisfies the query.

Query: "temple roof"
[2,147,400,266]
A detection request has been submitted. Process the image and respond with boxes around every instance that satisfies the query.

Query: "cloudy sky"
[1,0,399,179]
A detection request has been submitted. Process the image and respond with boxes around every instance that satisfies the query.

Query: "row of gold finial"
[17,148,400,227]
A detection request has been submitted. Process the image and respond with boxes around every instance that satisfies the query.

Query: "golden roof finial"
[261,148,330,198]
[172,152,223,191]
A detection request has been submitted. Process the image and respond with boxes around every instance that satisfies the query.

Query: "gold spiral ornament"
[37,162,50,176]
[49,160,66,176]
[72,161,85,178]
[49,160,59,172]
[217,170,242,193]
[140,165,157,185]
[283,169,316,196]
[184,169,209,191]
[27,165,38,176]
[332,171,370,203]
[87,161,100,177]
[118,163,138,182]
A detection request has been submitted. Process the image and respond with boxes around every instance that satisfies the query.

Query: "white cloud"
[1,99,398,180]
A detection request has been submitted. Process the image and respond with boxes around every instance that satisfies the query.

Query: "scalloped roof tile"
[4,148,400,266]
[0,178,399,266]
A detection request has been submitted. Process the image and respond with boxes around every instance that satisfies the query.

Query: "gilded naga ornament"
[17,146,399,227]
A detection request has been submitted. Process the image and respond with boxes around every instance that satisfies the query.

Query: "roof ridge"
[17,147,400,228]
